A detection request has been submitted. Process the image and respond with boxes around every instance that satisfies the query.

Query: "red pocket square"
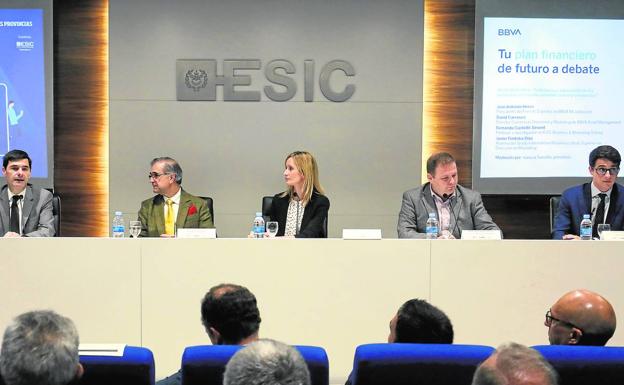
[188,204,198,216]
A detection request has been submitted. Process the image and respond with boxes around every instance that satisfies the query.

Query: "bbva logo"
[498,28,521,36]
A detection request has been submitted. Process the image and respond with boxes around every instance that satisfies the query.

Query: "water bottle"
[580,214,592,240]
[253,212,265,238]
[425,213,439,239]
[112,211,125,238]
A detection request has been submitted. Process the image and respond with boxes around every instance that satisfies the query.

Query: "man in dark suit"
[157,283,261,385]
[398,152,500,239]
[0,149,55,237]
[345,298,454,385]
[138,156,213,237]
[553,145,624,239]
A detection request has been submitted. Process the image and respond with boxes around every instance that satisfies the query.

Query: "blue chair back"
[351,343,494,385]
[79,346,155,385]
[181,344,328,385]
[533,345,624,385]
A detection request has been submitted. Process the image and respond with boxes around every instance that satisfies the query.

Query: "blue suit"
[553,182,624,239]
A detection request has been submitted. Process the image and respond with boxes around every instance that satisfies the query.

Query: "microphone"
[442,193,450,202]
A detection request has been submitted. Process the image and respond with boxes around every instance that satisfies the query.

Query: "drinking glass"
[266,221,279,237]
[598,223,611,240]
[129,221,142,238]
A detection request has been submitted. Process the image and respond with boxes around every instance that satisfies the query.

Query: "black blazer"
[270,191,330,238]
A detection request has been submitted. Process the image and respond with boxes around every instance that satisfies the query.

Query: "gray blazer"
[397,183,500,239]
[0,184,55,237]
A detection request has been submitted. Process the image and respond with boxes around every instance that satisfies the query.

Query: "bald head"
[547,289,616,346]
[472,343,558,385]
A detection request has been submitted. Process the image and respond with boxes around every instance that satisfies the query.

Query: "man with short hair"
[1,149,55,237]
[223,339,311,385]
[157,283,261,385]
[398,152,500,239]
[138,156,213,237]
[553,145,624,239]
[0,310,83,385]
[388,298,454,344]
[545,289,616,346]
[201,283,262,345]
[472,342,558,385]
[345,298,453,385]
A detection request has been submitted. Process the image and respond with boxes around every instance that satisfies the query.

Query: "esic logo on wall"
[176,59,355,102]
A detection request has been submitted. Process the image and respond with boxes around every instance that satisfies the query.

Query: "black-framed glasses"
[593,167,620,176]
[545,309,584,333]
[148,172,171,180]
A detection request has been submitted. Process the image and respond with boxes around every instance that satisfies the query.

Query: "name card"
[177,228,217,238]
[342,229,382,240]
[601,231,624,241]
[461,230,502,240]
[79,343,126,357]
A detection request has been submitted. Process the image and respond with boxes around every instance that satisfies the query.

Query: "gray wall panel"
[110,0,424,237]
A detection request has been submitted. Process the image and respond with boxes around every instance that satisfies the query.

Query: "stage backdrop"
[109,0,424,238]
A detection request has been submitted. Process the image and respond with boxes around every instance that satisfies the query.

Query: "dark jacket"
[270,191,330,238]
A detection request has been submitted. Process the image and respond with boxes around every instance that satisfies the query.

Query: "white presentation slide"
[481,18,624,178]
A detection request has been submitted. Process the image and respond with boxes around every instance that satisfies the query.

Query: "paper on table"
[342,229,382,240]
[79,343,126,357]
[461,230,502,240]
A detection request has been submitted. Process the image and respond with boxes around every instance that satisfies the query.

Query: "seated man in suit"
[388,298,454,344]
[472,343,558,385]
[157,283,261,385]
[545,289,616,346]
[553,145,624,240]
[398,152,500,239]
[1,149,55,237]
[345,298,454,385]
[0,310,83,385]
[224,339,311,385]
[138,156,213,237]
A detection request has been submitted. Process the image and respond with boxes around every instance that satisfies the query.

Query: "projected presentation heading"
[481,18,624,178]
[0,8,48,178]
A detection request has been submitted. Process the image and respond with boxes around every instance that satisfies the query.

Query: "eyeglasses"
[545,310,584,333]
[148,172,171,180]
[593,167,620,176]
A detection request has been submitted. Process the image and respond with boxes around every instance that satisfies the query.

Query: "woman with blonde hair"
[269,151,329,238]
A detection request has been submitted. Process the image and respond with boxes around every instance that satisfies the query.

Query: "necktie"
[592,193,607,238]
[165,198,175,235]
[10,195,22,234]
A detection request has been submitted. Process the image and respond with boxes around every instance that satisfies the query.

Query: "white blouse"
[284,199,304,236]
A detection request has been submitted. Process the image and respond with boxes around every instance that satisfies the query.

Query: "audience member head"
[223,339,311,385]
[201,283,261,345]
[0,310,82,385]
[2,149,32,194]
[545,289,616,346]
[149,156,183,197]
[426,152,458,198]
[388,298,454,343]
[472,342,558,385]
[588,145,620,192]
[282,150,324,205]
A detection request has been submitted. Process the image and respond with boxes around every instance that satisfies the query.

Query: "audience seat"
[350,343,494,385]
[79,345,155,385]
[532,345,624,385]
[181,344,329,385]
